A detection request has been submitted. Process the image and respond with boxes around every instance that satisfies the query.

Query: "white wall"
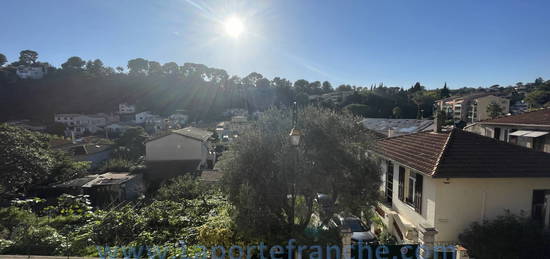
[433,177,550,242]
[145,134,205,161]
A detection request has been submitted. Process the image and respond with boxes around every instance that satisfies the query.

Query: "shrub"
[459,212,549,259]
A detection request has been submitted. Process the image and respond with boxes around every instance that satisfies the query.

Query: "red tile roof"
[480,108,550,126]
[372,129,550,178]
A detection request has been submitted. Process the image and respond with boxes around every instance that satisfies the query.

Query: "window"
[398,166,405,201]
[385,161,394,203]
[406,173,416,205]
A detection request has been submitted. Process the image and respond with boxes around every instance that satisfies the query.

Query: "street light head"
[289,128,302,147]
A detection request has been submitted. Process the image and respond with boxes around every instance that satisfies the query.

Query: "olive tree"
[221,106,381,244]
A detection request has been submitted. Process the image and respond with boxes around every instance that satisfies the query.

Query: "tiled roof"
[372,129,550,178]
[479,108,550,126]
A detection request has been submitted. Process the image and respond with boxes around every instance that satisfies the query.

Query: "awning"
[509,130,549,138]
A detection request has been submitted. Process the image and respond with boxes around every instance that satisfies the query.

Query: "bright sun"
[224,16,245,38]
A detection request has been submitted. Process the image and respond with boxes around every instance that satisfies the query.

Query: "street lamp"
[289,101,302,146]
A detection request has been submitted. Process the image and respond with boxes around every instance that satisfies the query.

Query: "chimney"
[434,111,443,133]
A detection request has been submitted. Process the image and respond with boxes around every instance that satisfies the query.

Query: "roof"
[54,172,137,188]
[361,118,435,137]
[200,170,224,182]
[479,108,550,127]
[147,127,213,142]
[371,128,550,178]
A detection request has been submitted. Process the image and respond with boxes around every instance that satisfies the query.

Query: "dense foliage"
[1,50,473,125]
[0,175,231,257]
[459,212,550,259]
[0,124,89,200]
[221,106,382,244]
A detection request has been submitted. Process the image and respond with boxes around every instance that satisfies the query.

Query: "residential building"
[135,111,154,124]
[169,110,189,126]
[436,94,509,122]
[54,113,109,136]
[118,103,136,114]
[464,108,550,153]
[16,65,48,79]
[53,172,144,206]
[361,118,435,137]
[369,128,550,247]
[145,127,215,177]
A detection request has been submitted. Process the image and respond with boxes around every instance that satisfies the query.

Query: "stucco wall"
[145,134,205,161]
[380,160,437,228]
[433,177,550,242]
[475,95,510,121]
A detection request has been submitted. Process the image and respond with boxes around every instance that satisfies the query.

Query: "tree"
[322,81,333,93]
[0,53,6,66]
[61,56,86,72]
[345,104,369,117]
[127,58,149,75]
[85,59,105,76]
[409,82,424,94]
[336,84,352,92]
[18,50,38,65]
[115,66,124,73]
[440,82,450,98]
[222,107,381,244]
[392,106,402,118]
[162,62,179,75]
[147,61,162,75]
[486,101,503,119]
[0,124,89,198]
[113,127,147,160]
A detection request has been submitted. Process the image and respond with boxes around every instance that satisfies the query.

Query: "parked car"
[336,216,378,245]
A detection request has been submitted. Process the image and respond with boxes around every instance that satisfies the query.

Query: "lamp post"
[288,101,302,239]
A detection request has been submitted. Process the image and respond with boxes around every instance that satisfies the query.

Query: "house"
[135,111,154,124]
[53,172,145,206]
[51,137,113,168]
[145,127,215,178]
[369,127,550,248]
[54,113,109,136]
[169,110,189,126]
[464,108,550,153]
[16,64,48,79]
[118,103,136,114]
[436,94,510,122]
[361,118,435,137]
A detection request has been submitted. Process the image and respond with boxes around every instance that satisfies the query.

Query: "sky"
[2,0,550,89]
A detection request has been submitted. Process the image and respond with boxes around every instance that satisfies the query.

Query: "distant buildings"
[436,94,510,122]
[118,103,136,114]
[54,113,115,136]
[464,108,550,153]
[16,64,48,79]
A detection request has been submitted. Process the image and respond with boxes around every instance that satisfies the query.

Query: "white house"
[145,127,215,177]
[135,111,154,124]
[16,65,48,79]
[369,127,550,248]
[119,103,135,114]
[54,113,108,136]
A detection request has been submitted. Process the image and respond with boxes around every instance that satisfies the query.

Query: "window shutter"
[414,173,423,213]
[398,167,405,201]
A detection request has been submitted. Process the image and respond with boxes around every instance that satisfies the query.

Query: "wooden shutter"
[398,167,405,201]
[414,173,423,213]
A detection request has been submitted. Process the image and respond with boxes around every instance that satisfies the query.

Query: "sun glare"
[224,16,245,38]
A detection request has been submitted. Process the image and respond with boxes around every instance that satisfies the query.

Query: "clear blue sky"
[2,0,550,89]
